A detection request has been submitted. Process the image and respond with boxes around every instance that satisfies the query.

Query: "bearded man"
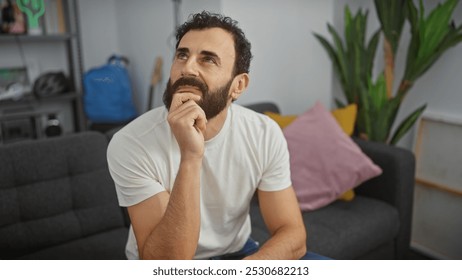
[107,11,312,260]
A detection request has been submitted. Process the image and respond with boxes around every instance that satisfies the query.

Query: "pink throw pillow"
[283,102,382,211]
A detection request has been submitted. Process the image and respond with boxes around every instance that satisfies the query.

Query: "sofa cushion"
[301,196,399,259]
[283,102,382,211]
[249,195,399,259]
[18,228,128,260]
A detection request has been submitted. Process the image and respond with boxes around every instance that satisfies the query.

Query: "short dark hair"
[175,11,252,76]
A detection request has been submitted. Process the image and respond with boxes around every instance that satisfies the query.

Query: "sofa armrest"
[353,137,416,259]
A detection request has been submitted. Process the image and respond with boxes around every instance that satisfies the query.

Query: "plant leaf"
[418,0,458,61]
[345,6,353,45]
[389,104,427,145]
[403,0,419,82]
[374,0,407,55]
[369,96,401,142]
[356,83,372,138]
[366,30,381,80]
[314,32,350,99]
[328,24,356,102]
[369,73,387,111]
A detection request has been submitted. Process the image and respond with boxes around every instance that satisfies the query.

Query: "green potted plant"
[315,0,462,145]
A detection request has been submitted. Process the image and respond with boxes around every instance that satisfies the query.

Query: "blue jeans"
[211,238,331,260]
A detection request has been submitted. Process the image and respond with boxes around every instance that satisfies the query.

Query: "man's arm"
[128,158,202,259]
[244,186,307,260]
[128,93,206,260]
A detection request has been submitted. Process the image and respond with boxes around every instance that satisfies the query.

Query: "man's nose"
[181,57,199,77]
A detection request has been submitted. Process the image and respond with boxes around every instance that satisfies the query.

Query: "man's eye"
[202,56,217,64]
[176,52,188,60]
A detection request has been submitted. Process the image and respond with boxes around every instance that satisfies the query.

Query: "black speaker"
[44,114,62,137]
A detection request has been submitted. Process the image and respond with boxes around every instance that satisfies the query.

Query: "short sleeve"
[107,131,166,207]
[257,118,292,192]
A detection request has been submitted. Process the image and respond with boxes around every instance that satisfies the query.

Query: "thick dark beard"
[163,77,233,120]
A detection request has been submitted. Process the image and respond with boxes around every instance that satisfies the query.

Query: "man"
[107,11,307,260]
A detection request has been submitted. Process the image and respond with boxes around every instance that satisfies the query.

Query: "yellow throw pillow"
[264,111,298,129]
[265,103,358,202]
[331,104,357,136]
[265,104,358,133]
[331,104,357,201]
[337,188,355,201]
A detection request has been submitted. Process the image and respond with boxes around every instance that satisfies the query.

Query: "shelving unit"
[0,0,85,144]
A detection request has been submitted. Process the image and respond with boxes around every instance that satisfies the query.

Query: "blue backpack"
[83,55,138,123]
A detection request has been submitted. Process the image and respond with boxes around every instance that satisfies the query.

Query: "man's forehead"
[177,28,235,58]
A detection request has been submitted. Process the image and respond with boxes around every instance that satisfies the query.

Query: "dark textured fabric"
[243,102,280,114]
[353,137,415,259]
[105,126,123,141]
[301,197,399,259]
[250,196,399,260]
[359,240,395,260]
[18,228,128,260]
[0,132,127,259]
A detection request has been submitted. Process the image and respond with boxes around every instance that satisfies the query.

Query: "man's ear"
[230,73,249,101]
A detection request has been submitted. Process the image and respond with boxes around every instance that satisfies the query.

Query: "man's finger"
[170,92,201,111]
[194,112,207,133]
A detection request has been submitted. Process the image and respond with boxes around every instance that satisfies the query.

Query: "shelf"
[0,34,74,42]
[411,113,462,259]
[0,92,79,109]
[0,108,60,121]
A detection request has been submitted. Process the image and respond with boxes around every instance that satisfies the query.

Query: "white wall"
[78,0,120,71]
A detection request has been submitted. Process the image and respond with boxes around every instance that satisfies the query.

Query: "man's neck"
[203,103,231,141]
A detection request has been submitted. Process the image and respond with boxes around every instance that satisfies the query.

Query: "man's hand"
[167,92,207,160]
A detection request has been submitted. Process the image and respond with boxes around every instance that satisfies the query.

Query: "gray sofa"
[0,102,415,259]
[246,102,416,259]
[0,132,128,259]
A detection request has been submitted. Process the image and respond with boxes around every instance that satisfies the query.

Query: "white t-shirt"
[107,103,291,259]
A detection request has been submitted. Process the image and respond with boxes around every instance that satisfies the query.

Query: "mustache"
[170,77,208,95]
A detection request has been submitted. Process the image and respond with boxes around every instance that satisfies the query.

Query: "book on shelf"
[43,0,66,35]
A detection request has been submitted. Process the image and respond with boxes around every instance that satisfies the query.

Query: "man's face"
[163,28,237,120]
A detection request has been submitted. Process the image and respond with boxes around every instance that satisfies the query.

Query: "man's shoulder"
[232,103,279,130]
[111,106,170,145]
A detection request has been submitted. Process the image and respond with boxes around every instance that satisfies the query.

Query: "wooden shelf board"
[0,34,73,43]
[415,177,462,197]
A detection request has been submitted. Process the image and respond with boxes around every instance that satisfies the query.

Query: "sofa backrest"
[244,102,280,114]
[0,132,126,259]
